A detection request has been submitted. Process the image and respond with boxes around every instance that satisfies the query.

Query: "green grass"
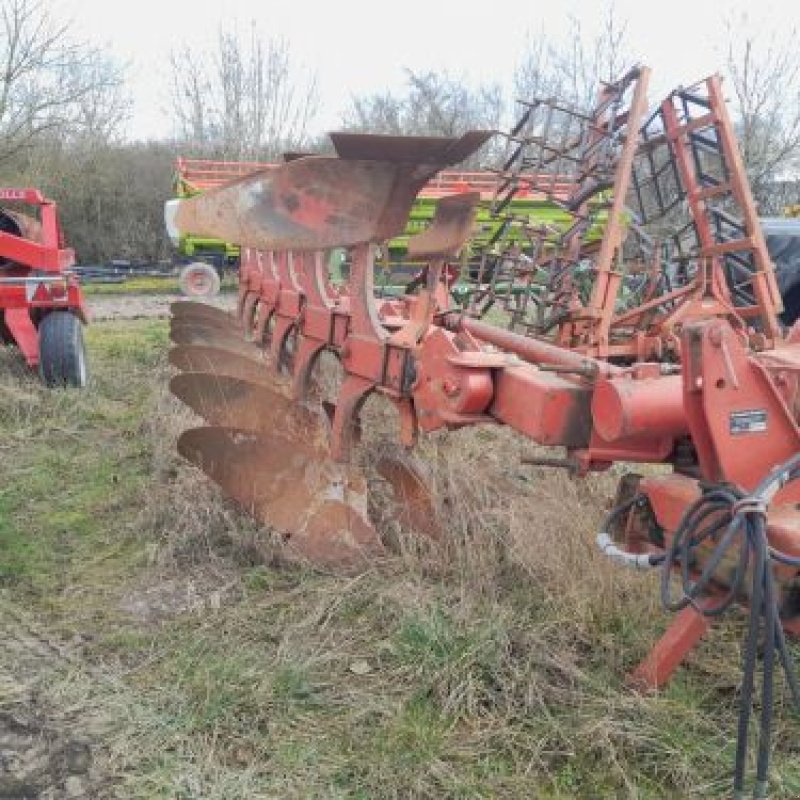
[81,274,238,296]
[0,319,799,798]
[0,320,163,595]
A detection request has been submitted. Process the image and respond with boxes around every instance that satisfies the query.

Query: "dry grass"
[2,320,800,798]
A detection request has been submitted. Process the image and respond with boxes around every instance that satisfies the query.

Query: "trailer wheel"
[179,262,221,297]
[38,311,88,389]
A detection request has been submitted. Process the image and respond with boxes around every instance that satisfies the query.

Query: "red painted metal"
[0,189,86,368]
[628,604,712,691]
[165,98,800,702]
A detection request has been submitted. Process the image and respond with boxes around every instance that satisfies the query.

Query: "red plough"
[165,72,800,795]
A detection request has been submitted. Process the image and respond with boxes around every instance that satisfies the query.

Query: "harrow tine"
[177,426,383,566]
[169,345,271,384]
[170,373,316,439]
[169,324,263,358]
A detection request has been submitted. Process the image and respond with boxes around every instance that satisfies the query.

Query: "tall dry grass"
[120,340,774,798]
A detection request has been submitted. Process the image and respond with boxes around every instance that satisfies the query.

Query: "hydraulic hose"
[595,494,663,570]
[658,454,800,799]
[596,457,800,797]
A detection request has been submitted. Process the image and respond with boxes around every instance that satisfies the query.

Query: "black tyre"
[179,262,221,297]
[38,311,89,388]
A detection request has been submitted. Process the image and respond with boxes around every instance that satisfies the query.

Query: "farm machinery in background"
[169,158,273,296]
[168,156,595,298]
[0,188,88,387]
[166,66,800,796]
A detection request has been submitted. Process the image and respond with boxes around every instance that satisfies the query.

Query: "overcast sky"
[52,0,800,141]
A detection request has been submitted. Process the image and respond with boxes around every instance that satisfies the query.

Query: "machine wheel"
[38,311,89,389]
[179,262,221,297]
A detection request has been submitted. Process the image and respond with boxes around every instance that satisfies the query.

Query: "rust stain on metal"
[375,455,440,540]
[170,373,320,441]
[177,426,384,565]
[169,324,263,358]
[173,132,492,251]
[406,191,480,259]
[169,345,271,384]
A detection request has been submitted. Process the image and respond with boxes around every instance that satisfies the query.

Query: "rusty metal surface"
[170,373,319,441]
[173,158,415,249]
[170,314,238,333]
[174,133,492,251]
[375,455,440,540]
[328,131,492,163]
[406,191,480,259]
[170,373,441,545]
[177,426,383,565]
[169,324,264,358]
[170,301,237,326]
[169,345,271,384]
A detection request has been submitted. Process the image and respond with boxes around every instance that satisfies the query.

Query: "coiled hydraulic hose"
[598,454,800,799]
[595,495,663,569]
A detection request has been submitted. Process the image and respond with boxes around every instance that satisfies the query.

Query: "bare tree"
[514,4,633,109]
[344,69,503,166]
[0,0,128,162]
[347,90,404,135]
[723,17,800,212]
[170,23,319,160]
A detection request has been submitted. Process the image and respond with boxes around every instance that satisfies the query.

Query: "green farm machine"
[167,158,272,296]
[167,156,591,299]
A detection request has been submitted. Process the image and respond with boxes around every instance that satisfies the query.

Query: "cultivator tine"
[177,426,383,566]
[170,373,319,440]
[169,324,263,358]
[169,345,271,384]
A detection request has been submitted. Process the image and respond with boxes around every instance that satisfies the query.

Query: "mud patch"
[0,602,112,799]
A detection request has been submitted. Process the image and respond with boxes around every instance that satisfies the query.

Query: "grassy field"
[1,319,800,798]
[82,274,238,296]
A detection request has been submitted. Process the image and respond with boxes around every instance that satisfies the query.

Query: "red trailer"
[0,188,88,387]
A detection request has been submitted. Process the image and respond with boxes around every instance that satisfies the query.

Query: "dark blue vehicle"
[762,218,800,325]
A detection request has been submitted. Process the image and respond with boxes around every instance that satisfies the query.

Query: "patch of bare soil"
[0,601,111,800]
[88,294,235,321]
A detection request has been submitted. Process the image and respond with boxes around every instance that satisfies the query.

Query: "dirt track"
[88,293,235,321]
